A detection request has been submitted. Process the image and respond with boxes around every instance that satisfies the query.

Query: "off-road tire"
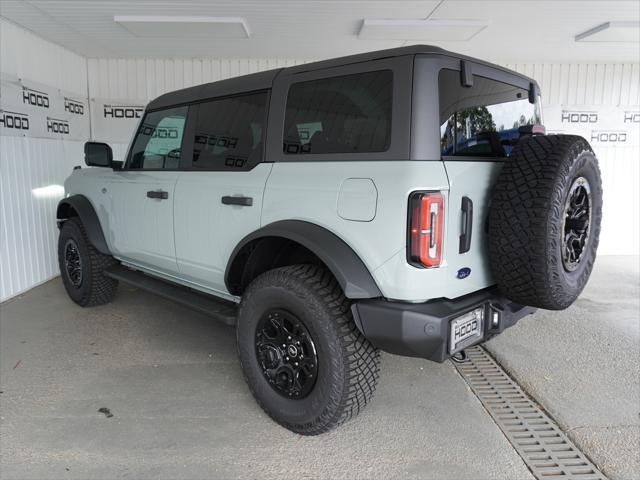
[489,135,602,310]
[58,217,118,306]
[236,264,380,435]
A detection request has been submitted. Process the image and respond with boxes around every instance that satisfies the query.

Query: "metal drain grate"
[453,346,607,480]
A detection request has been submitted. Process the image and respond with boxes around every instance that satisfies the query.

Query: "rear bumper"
[351,288,536,362]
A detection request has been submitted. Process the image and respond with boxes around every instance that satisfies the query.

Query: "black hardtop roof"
[147,45,535,111]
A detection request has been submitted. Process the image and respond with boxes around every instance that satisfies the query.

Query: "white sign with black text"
[90,98,147,144]
[544,105,640,147]
[0,74,89,141]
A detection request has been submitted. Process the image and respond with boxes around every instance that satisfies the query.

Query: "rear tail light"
[408,192,444,268]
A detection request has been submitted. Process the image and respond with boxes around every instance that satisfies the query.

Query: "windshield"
[439,69,542,157]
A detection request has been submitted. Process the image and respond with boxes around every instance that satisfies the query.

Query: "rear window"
[283,70,393,155]
[191,91,267,170]
[439,69,541,157]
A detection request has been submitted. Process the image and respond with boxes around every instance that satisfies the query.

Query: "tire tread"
[238,264,380,435]
[488,134,602,309]
[59,217,118,306]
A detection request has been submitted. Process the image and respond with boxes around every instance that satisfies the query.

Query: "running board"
[104,265,237,326]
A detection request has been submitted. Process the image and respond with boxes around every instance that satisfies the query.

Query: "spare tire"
[488,135,602,310]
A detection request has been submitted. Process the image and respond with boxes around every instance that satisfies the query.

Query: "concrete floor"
[486,256,640,480]
[0,256,637,479]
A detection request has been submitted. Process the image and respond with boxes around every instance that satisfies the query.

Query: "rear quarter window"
[283,70,393,155]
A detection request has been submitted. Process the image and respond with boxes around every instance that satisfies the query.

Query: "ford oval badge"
[457,267,471,279]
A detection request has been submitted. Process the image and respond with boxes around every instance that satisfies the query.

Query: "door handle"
[221,196,253,207]
[459,196,473,254]
[147,190,169,200]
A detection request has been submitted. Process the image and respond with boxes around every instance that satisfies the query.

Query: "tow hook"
[451,350,469,363]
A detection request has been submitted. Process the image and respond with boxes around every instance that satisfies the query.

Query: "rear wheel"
[236,264,380,435]
[58,217,118,306]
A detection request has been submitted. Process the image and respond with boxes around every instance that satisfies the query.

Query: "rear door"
[437,66,542,291]
[173,91,271,297]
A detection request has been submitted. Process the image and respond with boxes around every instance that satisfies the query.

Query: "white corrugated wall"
[507,63,640,257]
[86,58,308,159]
[0,19,88,301]
[1,18,638,301]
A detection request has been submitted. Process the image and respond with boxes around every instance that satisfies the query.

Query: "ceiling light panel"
[575,21,639,43]
[114,16,251,38]
[358,18,489,42]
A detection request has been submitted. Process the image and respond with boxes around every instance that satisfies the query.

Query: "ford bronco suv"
[57,46,602,435]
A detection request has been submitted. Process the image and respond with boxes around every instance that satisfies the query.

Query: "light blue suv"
[57,46,602,434]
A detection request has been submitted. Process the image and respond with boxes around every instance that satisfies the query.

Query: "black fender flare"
[225,220,383,299]
[56,195,110,255]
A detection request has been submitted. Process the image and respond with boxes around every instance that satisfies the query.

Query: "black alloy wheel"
[64,238,83,287]
[562,177,592,272]
[255,309,318,399]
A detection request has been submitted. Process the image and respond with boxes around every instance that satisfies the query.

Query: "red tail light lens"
[408,192,444,268]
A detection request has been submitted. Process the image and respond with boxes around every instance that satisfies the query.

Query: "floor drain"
[453,346,607,480]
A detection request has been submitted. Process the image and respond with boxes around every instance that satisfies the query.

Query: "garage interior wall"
[1,19,88,302]
[505,62,640,259]
[1,19,639,302]
[86,57,306,160]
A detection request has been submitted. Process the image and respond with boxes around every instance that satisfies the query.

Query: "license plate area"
[449,307,484,353]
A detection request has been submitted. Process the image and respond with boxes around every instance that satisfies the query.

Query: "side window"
[191,91,267,170]
[128,106,188,169]
[439,69,541,157]
[283,70,393,155]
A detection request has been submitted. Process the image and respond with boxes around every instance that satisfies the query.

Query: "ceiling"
[1,0,639,63]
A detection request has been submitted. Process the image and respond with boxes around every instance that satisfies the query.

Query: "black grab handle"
[147,190,168,200]
[221,196,253,207]
[459,196,473,254]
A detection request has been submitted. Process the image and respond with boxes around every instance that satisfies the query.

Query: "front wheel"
[236,265,380,435]
[57,217,118,306]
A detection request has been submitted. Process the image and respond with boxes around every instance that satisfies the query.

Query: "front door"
[107,106,189,275]
[173,91,271,296]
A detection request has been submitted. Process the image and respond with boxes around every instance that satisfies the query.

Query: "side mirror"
[84,142,113,168]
